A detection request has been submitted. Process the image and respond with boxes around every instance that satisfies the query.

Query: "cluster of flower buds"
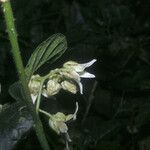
[28,59,96,104]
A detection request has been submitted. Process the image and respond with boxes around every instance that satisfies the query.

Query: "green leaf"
[25,33,67,78]
[8,81,25,103]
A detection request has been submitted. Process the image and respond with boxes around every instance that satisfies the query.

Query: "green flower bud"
[46,80,61,96]
[49,112,69,134]
[49,119,68,134]
[60,70,80,81]
[28,75,41,95]
[53,112,67,121]
[63,59,96,73]
[63,61,80,70]
[61,80,77,94]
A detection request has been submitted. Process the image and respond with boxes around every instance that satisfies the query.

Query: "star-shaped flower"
[48,102,78,135]
[62,59,96,94]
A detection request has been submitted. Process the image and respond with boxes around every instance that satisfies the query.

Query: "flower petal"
[57,122,68,133]
[80,59,97,70]
[79,71,95,78]
[78,81,83,94]
[31,94,37,104]
[60,70,80,81]
[66,102,79,121]
[42,89,48,97]
[61,80,77,94]
[73,102,79,120]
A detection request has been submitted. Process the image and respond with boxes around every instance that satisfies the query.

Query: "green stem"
[36,80,45,113]
[39,109,53,118]
[1,1,50,150]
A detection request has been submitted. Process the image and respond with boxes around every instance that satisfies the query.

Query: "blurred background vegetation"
[0,0,150,150]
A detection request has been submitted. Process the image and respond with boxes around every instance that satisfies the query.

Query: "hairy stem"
[1,0,50,150]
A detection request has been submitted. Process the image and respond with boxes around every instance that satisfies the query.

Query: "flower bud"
[60,70,80,81]
[63,59,96,73]
[61,80,77,94]
[49,119,68,134]
[48,103,78,135]
[49,112,68,134]
[53,112,66,121]
[60,70,83,94]
[28,75,41,95]
[63,61,81,71]
[63,61,85,72]
[46,80,61,96]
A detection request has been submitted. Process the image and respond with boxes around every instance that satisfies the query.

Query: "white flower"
[49,102,78,135]
[63,59,96,94]
[63,59,96,73]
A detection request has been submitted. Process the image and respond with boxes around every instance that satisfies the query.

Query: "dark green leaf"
[25,33,67,78]
[8,82,25,103]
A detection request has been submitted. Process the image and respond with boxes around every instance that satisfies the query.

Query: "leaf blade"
[25,33,67,78]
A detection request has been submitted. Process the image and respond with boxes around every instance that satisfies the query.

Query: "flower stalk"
[36,79,45,113]
[1,0,50,150]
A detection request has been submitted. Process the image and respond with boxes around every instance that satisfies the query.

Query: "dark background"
[0,0,150,150]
